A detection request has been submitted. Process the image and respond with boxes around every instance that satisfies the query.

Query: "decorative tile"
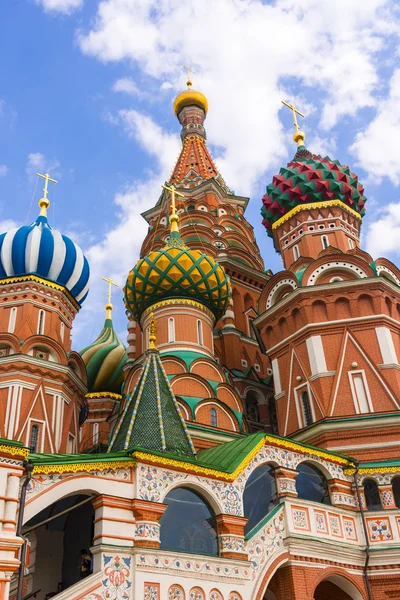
[144,583,160,600]
[135,522,160,541]
[343,517,357,541]
[291,506,310,531]
[314,510,328,534]
[219,535,245,554]
[367,517,393,542]
[102,555,132,600]
[228,594,242,600]
[209,590,223,600]
[169,585,185,599]
[380,488,395,508]
[189,588,205,600]
[246,506,285,577]
[328,513,343,538]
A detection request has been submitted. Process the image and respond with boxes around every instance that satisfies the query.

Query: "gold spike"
[149,312,157,350]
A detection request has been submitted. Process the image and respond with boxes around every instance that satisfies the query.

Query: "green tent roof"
[108,346,196,458]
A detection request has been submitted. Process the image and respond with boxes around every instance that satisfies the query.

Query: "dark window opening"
[160,487,218,555]
[364,479,383,511]
[296,462,331,505]
[243,465,278,535]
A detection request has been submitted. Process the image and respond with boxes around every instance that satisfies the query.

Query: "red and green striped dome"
[261,145,367,237]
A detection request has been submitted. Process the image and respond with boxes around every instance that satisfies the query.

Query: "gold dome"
[173,87,208,116]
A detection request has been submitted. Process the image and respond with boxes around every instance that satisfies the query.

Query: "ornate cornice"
[272,199,362,231]
[32,459,135,475]
[142,298,214,320]
[0,443,29,460]
[0,274,80,311]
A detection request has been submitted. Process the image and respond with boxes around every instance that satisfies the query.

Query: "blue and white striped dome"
[0,215,90,305]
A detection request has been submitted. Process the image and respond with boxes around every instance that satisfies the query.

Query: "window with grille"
[29,424,40,452]
[301,391,313,426]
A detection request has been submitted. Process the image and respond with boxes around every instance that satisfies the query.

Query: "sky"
[1,0,400,349]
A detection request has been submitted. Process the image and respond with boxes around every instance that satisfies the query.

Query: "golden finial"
[149,312,157,350]
[102,276,119,319]
[183,64,194,89]
[162,183,184,233]
[36,172,57,217]
[281,100,306,146]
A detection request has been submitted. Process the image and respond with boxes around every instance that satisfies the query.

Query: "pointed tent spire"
[108,316,196,458]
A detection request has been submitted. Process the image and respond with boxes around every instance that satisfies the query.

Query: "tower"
[0,174,90,453]
[130,76,275,432]
[256,106,400,460]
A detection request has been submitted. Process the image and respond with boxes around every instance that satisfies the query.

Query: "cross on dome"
[162,182,184,233]
[36,172,57,217]
[102,276,119,319]
[281,100,306,146]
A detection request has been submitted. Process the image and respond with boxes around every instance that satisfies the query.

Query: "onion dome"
[79,312,128,395]
[0,175,90,304]
[261,144,367,237]
[173,76,208,116]
[124,231,231,322]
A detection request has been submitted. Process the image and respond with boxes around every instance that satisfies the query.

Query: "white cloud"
[0,219,18,233]
[73,110,180,346]
[0,165,8,177]
[26,152,61,180]
[76,0,399,192]
[366,202,400,256]
[113,77,140,97]
[350,69,400,185]
[34,0,83,14]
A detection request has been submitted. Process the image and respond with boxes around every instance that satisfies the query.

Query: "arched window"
[300,390,313,426]
[243,464,278,534]
[60,321,65,342]
[168,318,175,343]
[268,397,278,434]
[392,477,400,509]
[197,320,203,345]
[364,479,382,511]
[8,307,17,333]
[321,235,329,249]
[29,424,40,453]
[245,390,259,422]
[293,245,300,261]
[160,487,218,555]
[296,462,331,504]
[348,238,354,250]
[210,408,218,428]
[37,310,45,335]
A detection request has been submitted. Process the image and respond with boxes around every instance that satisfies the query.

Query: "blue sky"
[1,0,400,349]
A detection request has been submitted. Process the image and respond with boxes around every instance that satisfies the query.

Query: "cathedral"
[0,76,399,600]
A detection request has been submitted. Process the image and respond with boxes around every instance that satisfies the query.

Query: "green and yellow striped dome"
[79,316,128,395]
[124,232,231,322]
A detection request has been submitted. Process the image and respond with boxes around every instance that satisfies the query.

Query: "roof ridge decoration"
[108,316,196,458]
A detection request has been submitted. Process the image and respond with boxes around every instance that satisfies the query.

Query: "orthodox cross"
[102,277,119,305]
[162,183,184,232]
[36,172,57,216]
[281,100,305,133]
[183,64,194,87]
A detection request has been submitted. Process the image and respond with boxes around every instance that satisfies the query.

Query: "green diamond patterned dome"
[124,232,231,322]
[261,144,367,237]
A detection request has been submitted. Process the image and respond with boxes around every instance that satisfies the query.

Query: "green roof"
[197,432,265,471]
[109,346,196,458]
